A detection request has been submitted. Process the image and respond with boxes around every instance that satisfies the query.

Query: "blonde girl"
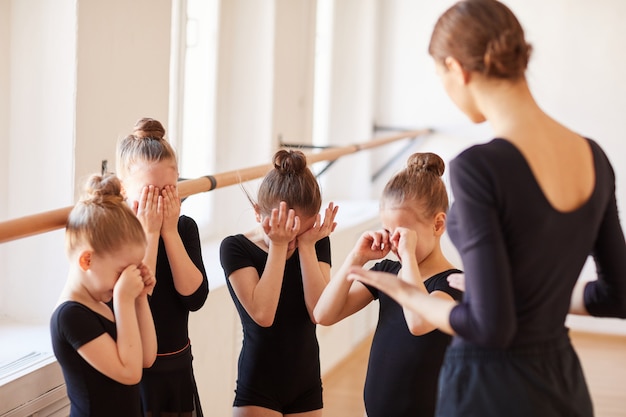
[51,173,157,417]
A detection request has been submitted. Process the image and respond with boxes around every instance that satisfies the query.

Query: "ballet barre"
[0,128,431,244]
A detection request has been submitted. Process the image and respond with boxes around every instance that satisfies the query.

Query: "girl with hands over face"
[314,152,462,417]
[220,149,337,417]
[117,118,209,417]
[50,173,157,417]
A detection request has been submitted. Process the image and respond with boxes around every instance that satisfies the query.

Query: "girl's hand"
[262,201,300,247]
[447,272,465,292]
[138,263,157,297]
[161,185,181,235]
[390,227,418,263]
[346,266,413,300]
[133,185,163,235]
[298,202,339,246]
[114,264,146,302]
[352,229,391,264]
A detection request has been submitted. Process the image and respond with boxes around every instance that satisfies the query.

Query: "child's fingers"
[314,213,323,229]
[269,207,280,228]
[321,203,338,228]
[142,185,158,211]
[286,208,296,227]
[276,201,288,223]
[117,265,145,298]
[447,273,466,292]
[163,185,180,207]
[157,195,164,216]
[327,203,339,222]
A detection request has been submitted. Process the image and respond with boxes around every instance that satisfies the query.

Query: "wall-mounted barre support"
[0,128,432,244]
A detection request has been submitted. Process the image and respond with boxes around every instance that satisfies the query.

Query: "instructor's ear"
[78,251,92,271]
[445,56,471,85]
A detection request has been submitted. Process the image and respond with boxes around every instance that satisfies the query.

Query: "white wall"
[0,0,9,220]
[272,0,316,146]
[376,0,626,208]
[0,0,172,323]
[1,0,76,322]
[319,0,380,202]
[210,0,276,239]
[74,0,172,188]
[0,0,10,315]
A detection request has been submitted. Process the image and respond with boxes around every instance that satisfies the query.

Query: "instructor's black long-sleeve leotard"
[436,137,626,416]
[447,138,626,349]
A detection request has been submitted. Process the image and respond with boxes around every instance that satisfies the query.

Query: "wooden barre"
[0,129,431,244]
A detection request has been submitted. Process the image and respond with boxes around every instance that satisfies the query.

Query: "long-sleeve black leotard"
[447,138,626,348]
[436,138,626,417]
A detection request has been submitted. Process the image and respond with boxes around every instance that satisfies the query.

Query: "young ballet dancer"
[314,152,462,417]
[348,1,626,416]
[50,173,157,417]
[116,117,209,417]
[219,149,338,417]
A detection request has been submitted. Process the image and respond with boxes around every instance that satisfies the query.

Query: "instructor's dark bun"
[428,0,532,80]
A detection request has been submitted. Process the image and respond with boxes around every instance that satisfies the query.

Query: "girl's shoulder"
[221,233,261,251]
[52,300,114,325]
[370,258,401,273]
[51,301,113,349]
[424,269,464,301]
[177,214,200,231]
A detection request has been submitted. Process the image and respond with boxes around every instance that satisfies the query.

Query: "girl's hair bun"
[82,173,125,206]
[406,152,445,177]
[273,149,307,175]
[133,117,166,140]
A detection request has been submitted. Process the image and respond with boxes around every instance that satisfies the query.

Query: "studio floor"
[322,331,626,417]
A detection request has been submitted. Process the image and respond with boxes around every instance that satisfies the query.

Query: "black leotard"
[50,301,143,417]
[219,234,331,414]
[436,138,626,417]
[140,215,209,416]
[447,138,626,347]
[363,260,463,417]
